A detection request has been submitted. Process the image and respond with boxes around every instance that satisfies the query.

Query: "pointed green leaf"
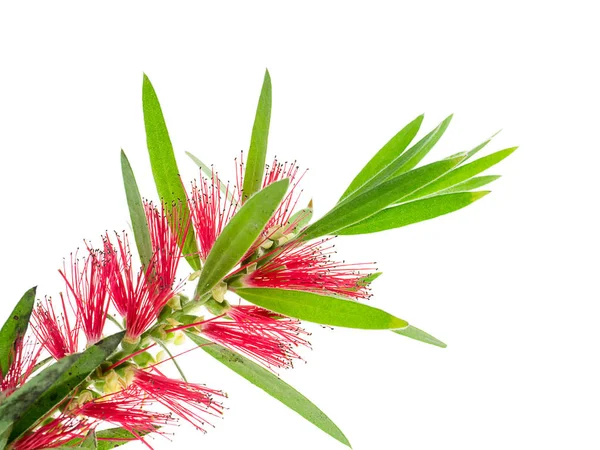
[287,206,313,233]
[337,191,489,235]
[78,430,97,449]
[0,421,11,450]
[0,353,81,433]
[387,114,453,178]
[9,332,125,441]
[0,287,36,377]
[438,175,500,194]
[302,156,464,240]
[142,74,201,271]
[339,114,423,202]
[401,147,516,202]
[242,69,272,203]
[185,151,235,202]
[96,427,155,450]
[197,178,289,297]
[358,271,382,286]
[393,325,447,348]
[186,333,351,448]
[235,288,408,329]
[120,150,153,269]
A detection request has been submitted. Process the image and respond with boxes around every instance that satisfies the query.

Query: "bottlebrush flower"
[237,237,375,300]
[193,305,310,370]
[187,167,240,260]
[0,335,41,397]
[74,389,175,445]
[132,368,225,432]
[104,203,187,343]
[188,156,307,261]
[59,247,110,345]
[13,414,93,450]
[31,295,79,360]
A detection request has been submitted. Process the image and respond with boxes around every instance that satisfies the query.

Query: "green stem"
[154,339,188,382]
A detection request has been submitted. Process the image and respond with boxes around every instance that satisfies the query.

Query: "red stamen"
[133,369,225,432]
[31,295,79,360]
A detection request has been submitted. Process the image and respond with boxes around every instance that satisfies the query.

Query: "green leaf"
[235,288,408,330]
[401,147,516,202]
[0,421,11,450]
[387,114,453,178]
[393,325,447,348]
[0,354,81,435]
[337,191,489,235]
[339,114,423,202]
[357,271,382,286]
[9,332,125,442]
[242,69,272,203]
[302,156,464,240]
[196,178,289,297]
[78,430,98,449]
[120,150,153,269]
[142,74,201,271]
[186,333,351,448]
[438,175,500,194]
[287,205,313,233]
[96,427,155,450]
[185,151,235,202]
[0,287,36,377]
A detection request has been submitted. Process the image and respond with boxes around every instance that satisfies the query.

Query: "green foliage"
[242,70,272,203]
[186,333,351,448]
[0,287,36,377]
[8,332,124,442]
[121,150,153,268]
[196,179,289,297]
[142,74,201,271]
[235,287,408,329]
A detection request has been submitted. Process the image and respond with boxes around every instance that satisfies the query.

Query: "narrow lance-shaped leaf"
[120,150,153,269]
[0,421,12,450]
[9,332,125,442]
[78,430,98,449]
[0,353,82,434]
[185,151,235,202]
[387,114,453,178]
[438,175,500,194]
[142,74,201,271]
[302,156,464,240]
[400,147,517,202]
[234,288,408,329]
[337,191,490,235]
[196,178,289,297]
[338,114,423,202]
[287,202,313,233]
[186,333,351,448]
[242,69,272,203]
[96,427,155,450]
[393,325,447,348]
[0,287,36,377]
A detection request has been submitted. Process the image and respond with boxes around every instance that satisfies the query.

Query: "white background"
[1,1,598,449]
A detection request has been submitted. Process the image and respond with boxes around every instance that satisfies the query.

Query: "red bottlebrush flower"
[59,247,109,345]
[187,168,240,260]
[74,389,174,445]
[188,156,307,260]
[104,203,187,343]
[239,237,375,300]
[31,295,79,360]
[0,335,42,397]
[198,305,310,370]
[132,368,225,432]
[13,414,92,450]
[144,200,189,291]
[104,234,166,343]
[261,158,307,232]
